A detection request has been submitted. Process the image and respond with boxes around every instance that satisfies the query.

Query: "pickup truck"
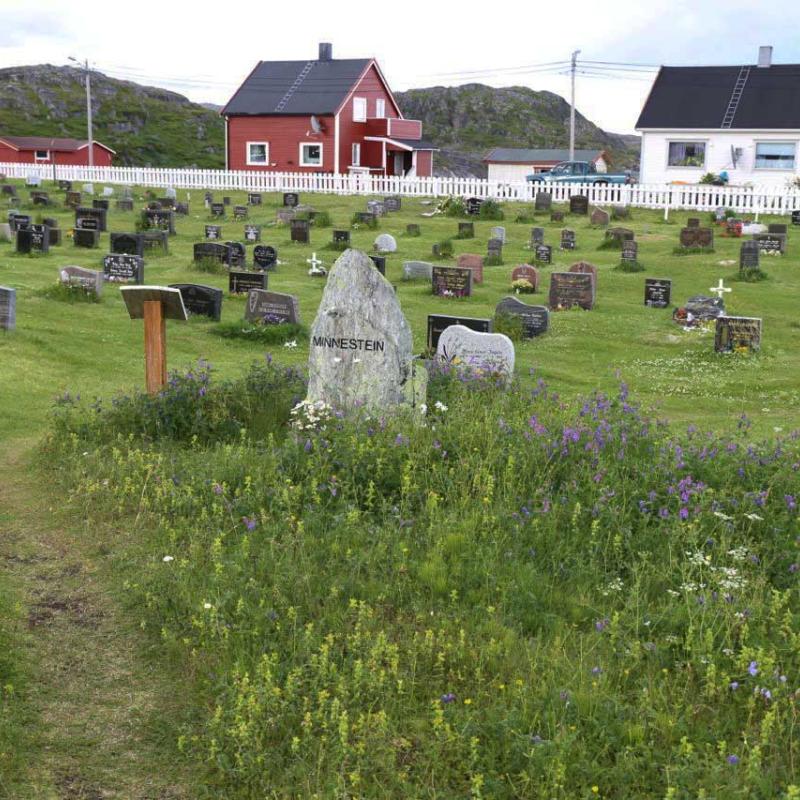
[526,161,631,185]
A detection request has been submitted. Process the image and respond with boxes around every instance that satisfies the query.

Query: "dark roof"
[391,138,437,150]
[0,135,110,151]
[636,64,800,129]
[484,148,604,162]
[222,59,372,116]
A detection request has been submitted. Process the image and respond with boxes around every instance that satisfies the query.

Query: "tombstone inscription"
[437,325,515,379]
[549,272,595,310]
[644,278,672,308]
[495,296,549,338]
[569,195,589,215]
[244,224,261,243]
[427,314,492,351]
[103,254,144,284]
[60,266,104,296]
[283,192,299,208]
[740,241,760,270]
[16,225,49,254]
[534,244,552,264]
[560,229,576,250]
[168,284,223,321]
[253,245,277,271]
[0,287,16,331]
[715,316,762,352]
[432,265,473,298]
[511,264,539,292]
[229,271,267,294]
[535,191,552,211]
[244,289,300,325]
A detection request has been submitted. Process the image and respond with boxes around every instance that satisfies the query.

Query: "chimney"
[758,45,772,68]
[319,43,332,61]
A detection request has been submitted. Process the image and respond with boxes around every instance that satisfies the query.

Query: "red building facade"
[222,45,435,177]
[0,136,114,166]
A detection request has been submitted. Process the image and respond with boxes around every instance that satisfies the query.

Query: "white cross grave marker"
[307,252,323,271]
[709,279,732,300]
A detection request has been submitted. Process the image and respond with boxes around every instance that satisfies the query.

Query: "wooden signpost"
[120,286,188,393]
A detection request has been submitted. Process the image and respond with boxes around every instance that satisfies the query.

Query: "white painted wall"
[487,156,608,183]
[640,130,800,187]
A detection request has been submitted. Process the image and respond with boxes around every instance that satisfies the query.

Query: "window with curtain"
[755,142,795,170]
[668,141,706,167]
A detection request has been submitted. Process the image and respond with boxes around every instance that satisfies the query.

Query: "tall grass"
[43,359,800,799]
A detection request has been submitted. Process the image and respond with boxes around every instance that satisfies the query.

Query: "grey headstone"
[490,226,506,244]
[403,261,433,280]
[437,325,515,380]
[306,249,413,413]
[0,223,11,242]
[374,233,397,253]
[60,266,104,296]
[82,183,94,195]
[495,296,549,338]
[0,286,16,331]
[244,289,300,325]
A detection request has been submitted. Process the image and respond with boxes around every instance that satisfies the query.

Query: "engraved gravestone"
[17,225,49,254]
[569,260,598,287]
[283,192,299,208]
[168,284,223,321]
[755,233,785,254]
[458,222,474,239]
[560,229,576,250]
[66,191,82,208]
[253,245,277,271]
[792,210,800,226]
[210,203,225,218]
[244,224,261,243]
[740,241,760,270]
[10,214,31,232]
[432,266,472,298]
[611,205,631,220]
[531,227,544,245]
[60,266,104,296]
[76,207,107,231]
[466,197,483,216]
[205,225,222,240]
[73,229,100,248]
[495,296,549,338]
[193,242,231,265]
[403,261,433,281]
[116,199,134,212]
[367,200,386,217]
[644,278,671,308]
[234,205,248,220]
[244,289,300,325]
[715,316,762,352]
[511,264,539,291]
[490,226,506,243]
[569,195,589,215]
[535,192,552,211]
[103,254,144,283]
[621,240,639,263]
[487,238,503,258]
[229,271,267,294]
[427,314,491,351]
[437,325,515,380]
[92,198,109,211]
[457,253,484,284]
[680,227,714,249]
[549,272,595,310]
[333,229,351,247]
[374,233,397,253]
[291,219,310,243]
[0,287,16,331]
[591,208,610,226]
[534,244,552,264]
[306,249,416,412]
[110,232,144,257]
[225,241,246,268]
[248,192,262,206]
[143,208,175,234]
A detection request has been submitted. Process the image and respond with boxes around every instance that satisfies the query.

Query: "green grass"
[1,180,799,443]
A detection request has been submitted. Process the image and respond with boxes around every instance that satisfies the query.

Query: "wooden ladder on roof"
[274,61,315,113]
[721,66,751,128]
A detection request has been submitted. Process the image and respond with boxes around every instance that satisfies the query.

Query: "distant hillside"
[396,84,640,177]
[0,65,224,167]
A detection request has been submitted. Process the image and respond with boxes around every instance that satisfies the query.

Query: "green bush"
[212,320,308,344]
[37,282,102,303]
[479,198,504,220]
[433,239,454,259]
[492,312,524,341]
[442,197,467,217]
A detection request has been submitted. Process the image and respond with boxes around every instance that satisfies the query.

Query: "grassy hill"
[397,83,640,177]
[0,65,224,167]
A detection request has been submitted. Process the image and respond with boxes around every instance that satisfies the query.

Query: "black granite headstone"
[168,283,223,320]
[110,232,145,257]
[427,314,492,351]
[644,278,671,308]
[495,296,549,338]
[229,271,268,294]
[253,245,278,271]
[103,254,144,283]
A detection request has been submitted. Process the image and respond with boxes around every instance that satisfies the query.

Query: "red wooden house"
[0,136,114,166]
[222,43,435,177]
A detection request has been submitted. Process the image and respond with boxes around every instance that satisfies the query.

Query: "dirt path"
[0,441,198,800]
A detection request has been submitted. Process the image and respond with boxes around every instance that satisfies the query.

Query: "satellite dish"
[310,115,323,134]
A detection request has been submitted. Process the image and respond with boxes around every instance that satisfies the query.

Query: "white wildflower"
[162,555,174,562]
[283,339,297,349]
[203,602,213,610]
[745,513,763,521]
[713,511,733,521]
[434,401,448,412]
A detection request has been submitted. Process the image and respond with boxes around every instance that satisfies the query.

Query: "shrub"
[492,312,524,341]
[37,283,101,303]
[614,260,645,273]
[212,320,307,344]
[193,257,226,274]
[511,278,535,294]
[310,210,331,228]
[736,267,768,283]
[478,198,504,220]
[433,239,454,259]
[442,196,467,217]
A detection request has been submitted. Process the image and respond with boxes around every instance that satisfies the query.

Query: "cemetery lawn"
[2,182,800,797]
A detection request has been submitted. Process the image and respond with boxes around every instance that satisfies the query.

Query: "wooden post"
[143,299,167,393]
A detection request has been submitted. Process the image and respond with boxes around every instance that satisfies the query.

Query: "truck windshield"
[551,164,570,175]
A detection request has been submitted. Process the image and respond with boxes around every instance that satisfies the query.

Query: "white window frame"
[351,143,361,166]
[352,97,367,122]
[666,139,707,169]
[299,142,323,168]
[246,141,269,166]
[753,141,797,171]
[34,150,50,161]
[376,99,386,118]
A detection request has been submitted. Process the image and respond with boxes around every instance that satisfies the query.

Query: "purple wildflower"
[440,693,456,704]
[729,681,739,691]
[727,755,739,765]
[594,618,609,632]
[304,439,313,453]
[242,516,258,531]
[748,661,758,677]
[786,495,797,511]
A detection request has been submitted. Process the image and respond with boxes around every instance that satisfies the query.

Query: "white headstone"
[165,186,177,199]
[437,325,515,381]
[306,249,413,412]
[102,186,114,197]
[82,183,94,195]
[374,233,397,253]
[0,223,11,242]
[490,226,506,243]
[402,261,433,280]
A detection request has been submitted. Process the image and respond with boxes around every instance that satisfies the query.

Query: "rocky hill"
[396,84,639,177]
[0,65,224,167]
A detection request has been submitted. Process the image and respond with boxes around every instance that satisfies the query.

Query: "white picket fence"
[3,161,800,215]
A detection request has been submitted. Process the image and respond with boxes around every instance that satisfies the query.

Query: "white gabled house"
[637,47,800,187]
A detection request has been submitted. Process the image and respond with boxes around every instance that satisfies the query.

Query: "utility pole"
[69,57,94,167]
[569,49,580,161]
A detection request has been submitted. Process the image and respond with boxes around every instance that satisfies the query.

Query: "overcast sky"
[1,0,798,136]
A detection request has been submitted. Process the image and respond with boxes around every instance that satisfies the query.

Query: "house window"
[352,143,361,166]
[755,142,796,170]
[246,142,269,165]
[376,99,386,118]
[34,150,49,161]
[300,143,323,167]
[353,97,367,122]
[667,141,706,168]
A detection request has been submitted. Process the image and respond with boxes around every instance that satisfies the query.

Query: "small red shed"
[222,43,435,177]
[0,136,115,167]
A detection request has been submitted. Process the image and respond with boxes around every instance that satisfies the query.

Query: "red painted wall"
[388,119,422,140]
[337,63,401,173]
[0,143,113,166]
[416,151,433,178]
[227,115,335,172]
